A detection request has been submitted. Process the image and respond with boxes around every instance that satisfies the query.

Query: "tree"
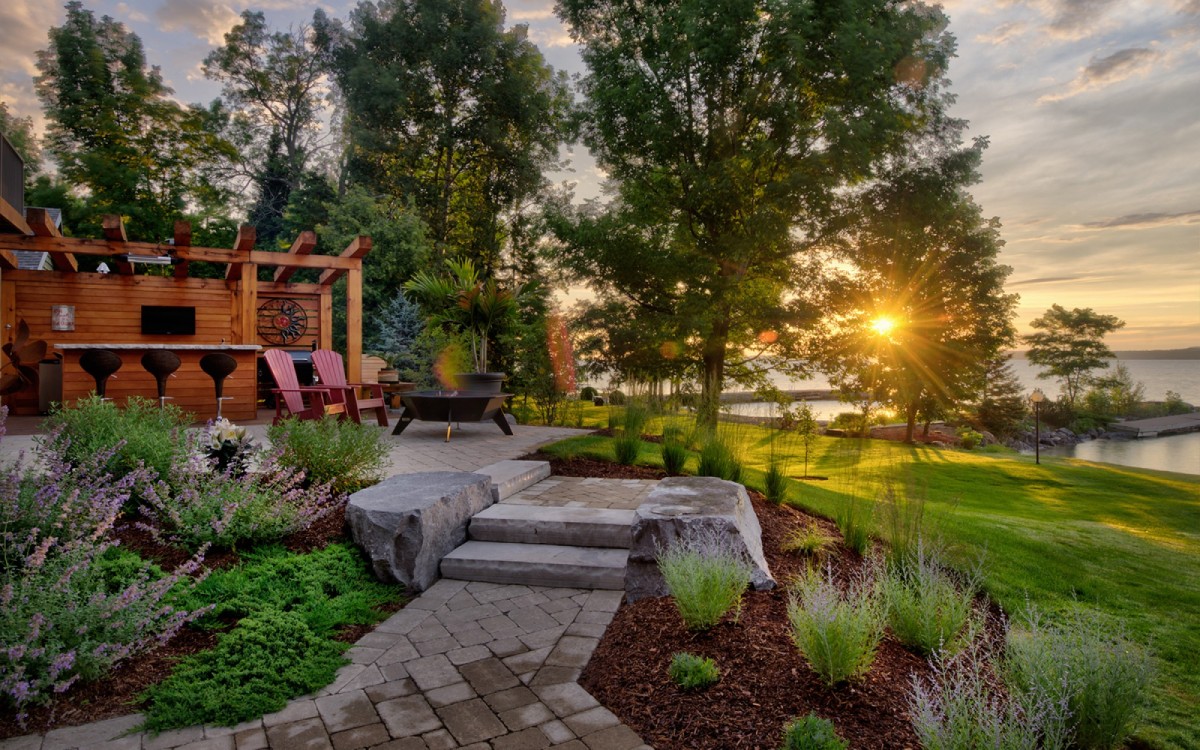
[1024,304,1125,408]
[552,0,952,428]
[812,130,1018,442]
[34,2,235,240]
[204,11,328,246]
[315,0,571,271]
[1083,362,1144,418]
[371,292,430,384]
[0,102,42,180]
[974,354,1028,438]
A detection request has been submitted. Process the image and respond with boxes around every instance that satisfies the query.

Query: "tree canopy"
[552,0,955,427]
[1024,304,1125,407]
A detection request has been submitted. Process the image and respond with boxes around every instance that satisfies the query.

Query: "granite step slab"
[441,541,628,590]
[468,505,635,549]
[473,460,551,502]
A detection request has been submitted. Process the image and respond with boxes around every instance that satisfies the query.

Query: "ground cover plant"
[0,405,402,739]
[781,714,849,750]
[539,417,1199,748]
[668,652,720,691]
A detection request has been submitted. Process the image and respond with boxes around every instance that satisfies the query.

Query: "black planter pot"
[457,372,505,393]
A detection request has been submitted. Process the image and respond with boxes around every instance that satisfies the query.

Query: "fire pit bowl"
[393,390,513,440]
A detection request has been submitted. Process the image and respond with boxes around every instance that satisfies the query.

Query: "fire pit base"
[393,391,513,440]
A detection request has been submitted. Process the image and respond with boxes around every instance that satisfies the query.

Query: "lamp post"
[1030,388,1046,465]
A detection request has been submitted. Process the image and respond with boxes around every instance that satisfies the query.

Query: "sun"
[870,315,898,336]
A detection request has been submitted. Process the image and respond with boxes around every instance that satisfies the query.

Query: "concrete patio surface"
[0,412,656,750]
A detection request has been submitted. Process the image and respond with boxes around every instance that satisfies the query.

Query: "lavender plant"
[881,542,981,656]
[136,433,339,551]
[657,529,754,631]
[910,640,1060,750]
[0,411,205,721]
[787,566,884,686]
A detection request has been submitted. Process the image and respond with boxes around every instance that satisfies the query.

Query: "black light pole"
[1030,388,1046,465]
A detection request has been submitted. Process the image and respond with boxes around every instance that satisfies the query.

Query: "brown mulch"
[520,450,669,481]
[558,456,930,750]
[0,501,381,741]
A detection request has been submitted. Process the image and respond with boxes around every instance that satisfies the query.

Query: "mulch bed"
[0,502,387,741]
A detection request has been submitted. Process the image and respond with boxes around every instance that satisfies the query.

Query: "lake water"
[1041,432,1200,476]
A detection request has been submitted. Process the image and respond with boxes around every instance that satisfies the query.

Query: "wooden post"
[173,221,191,279]
[346,267,363,383]
[319,290,333,351]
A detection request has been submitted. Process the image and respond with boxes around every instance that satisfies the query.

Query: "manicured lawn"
[539,422,1200,749]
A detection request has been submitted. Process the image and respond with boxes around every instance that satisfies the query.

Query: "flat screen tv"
[141,306,196,336]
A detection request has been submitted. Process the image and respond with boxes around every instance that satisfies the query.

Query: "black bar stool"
[141,350,181,410]
[199,353,238,418]
[79,349,122,400]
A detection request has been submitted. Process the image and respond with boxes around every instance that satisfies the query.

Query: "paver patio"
[0,414,655,750]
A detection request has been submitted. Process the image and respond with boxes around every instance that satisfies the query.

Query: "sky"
[1,0,1197,350]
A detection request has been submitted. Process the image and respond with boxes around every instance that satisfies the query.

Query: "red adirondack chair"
[312,349,389,426]
[263,349,347,425]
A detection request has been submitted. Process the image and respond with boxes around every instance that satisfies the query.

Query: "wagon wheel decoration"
[257,299,309,344]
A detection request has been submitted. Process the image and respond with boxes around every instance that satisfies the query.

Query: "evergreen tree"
[975,355,1028,438]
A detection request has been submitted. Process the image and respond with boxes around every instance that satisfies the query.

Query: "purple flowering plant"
[0,408,207,722]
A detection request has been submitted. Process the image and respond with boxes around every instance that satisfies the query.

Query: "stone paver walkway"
[1,412,656,750]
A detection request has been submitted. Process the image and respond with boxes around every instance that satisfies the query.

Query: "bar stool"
[199,353,238,419]
[140,350,181,410]
[79,349,123,400]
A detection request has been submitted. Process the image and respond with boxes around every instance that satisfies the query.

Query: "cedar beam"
[225,225,256,281]
[173,221,191,279]
[102,215,128,242]
[0,236,361,269]
[318,236,372,286]
[0,197,33,236]
[0,249,17,270]
[346,266,363,382]
[273,231,317,284]
[26,208,77,272]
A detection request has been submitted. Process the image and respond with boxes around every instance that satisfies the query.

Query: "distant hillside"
[1009,347,1200,360]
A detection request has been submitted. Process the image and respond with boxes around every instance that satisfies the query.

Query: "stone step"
[441,541,629,590]
[473,460,552,502]
[469,505,635,549]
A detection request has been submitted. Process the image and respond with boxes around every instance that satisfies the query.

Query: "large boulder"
[347,471,493,592]
[625,476,775,601]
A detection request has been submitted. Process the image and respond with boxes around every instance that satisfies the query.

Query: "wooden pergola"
[0,196,373,417]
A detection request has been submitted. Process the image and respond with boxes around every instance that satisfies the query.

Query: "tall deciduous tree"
[1024,304,1125,408]
[315,0,571,271]
[0,103,42,180]
[552,0,951,428]
[34,2,234,241]
[204,11,328,246]
[813,125,1017,442]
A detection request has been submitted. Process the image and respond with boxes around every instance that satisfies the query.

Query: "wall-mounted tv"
[141,306,196,336]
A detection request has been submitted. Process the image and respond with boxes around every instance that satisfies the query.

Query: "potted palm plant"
[404,259,522,392]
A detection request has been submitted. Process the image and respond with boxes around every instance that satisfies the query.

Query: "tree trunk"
[696,317,730,431]
[905,401,918,443]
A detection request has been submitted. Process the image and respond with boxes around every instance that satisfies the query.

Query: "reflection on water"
[1041,432,1200,476]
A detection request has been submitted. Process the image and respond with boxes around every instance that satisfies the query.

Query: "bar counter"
[54,344,262,422]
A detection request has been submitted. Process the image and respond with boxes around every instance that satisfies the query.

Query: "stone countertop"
[54,343,262,351]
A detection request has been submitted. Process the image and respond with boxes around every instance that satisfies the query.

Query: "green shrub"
[764,462,789,504]
[580,386,598,401]
[1004,610,1153,750]
[668,652,720,691]
[787,568,883,686]
[697,434,742,483]
[657,530,753,631]
[834,494,872,555]
[781,524,838,562]
[136,436,338,552]
[911,644,1051,750]
[660,427,689,474]
[780,714,848,750]
[881,544,979,656]
[609,389,627,406]
[613,434,642,465]
[42,395,190,487]
[140,609,347,731]
[268,416,388,494]
[957,428,983,450]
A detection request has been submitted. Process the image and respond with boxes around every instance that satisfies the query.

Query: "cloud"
[526,26,575,49]
[1038,46,1163,102]
[116,3,149,23]
[155,0,240,46]
[1080,209,1200,229]
[0,1,59,78]
[1040,0,1119,39]
[1009,274,1104,286]
[976,21,1029,45]
[510,8,557,22]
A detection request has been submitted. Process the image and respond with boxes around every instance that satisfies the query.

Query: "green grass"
[537,422,1200,749]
